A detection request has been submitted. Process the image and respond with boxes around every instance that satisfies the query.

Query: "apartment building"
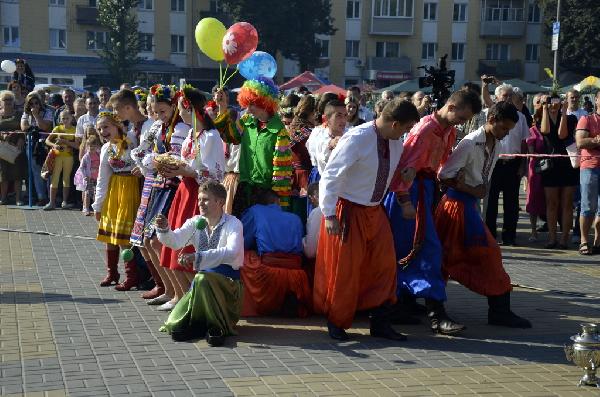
[0,0,234,90]
[313,0,552,88]
[0,0,552,90]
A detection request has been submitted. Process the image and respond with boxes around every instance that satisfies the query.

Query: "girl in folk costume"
[158,86,225,305]
[92,112,141,290]
[287,95,318,222]
[129,84,189,307]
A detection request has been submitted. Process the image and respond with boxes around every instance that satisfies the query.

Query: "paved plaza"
[1,203,599,397]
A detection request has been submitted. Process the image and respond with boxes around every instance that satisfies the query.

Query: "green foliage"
[540,0,600,75]
[97,0,141,86]
[217,0,337,71]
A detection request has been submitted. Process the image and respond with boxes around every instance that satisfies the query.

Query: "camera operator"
[412,91,432,118]
[481,78,530,246]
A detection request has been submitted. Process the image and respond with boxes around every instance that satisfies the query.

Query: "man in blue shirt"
[241,190,311,317]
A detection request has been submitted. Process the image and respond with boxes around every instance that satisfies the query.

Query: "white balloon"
[1,60,16,74]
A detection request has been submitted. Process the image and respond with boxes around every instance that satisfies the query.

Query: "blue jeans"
[580,168,600,218]
[30,160,48,201]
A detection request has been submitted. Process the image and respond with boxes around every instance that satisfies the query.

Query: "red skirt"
[241,251,312,317]
[160,177,199,273]
[434,193,512,296]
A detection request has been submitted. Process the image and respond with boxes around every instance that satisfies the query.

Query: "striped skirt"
[130,174,155,247]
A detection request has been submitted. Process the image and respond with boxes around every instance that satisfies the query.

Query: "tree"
[218,0,337,72]
[540,0,600,76]
[97,0,141,86]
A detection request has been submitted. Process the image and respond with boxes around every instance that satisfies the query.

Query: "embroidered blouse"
[179,127,226,184]
[130,119,189,174]
[92,136,138,213]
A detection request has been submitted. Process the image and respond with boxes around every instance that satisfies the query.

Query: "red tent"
[314,84,346,96]
[279,71,325,91]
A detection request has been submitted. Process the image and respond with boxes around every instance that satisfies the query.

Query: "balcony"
[480,7,526,37]
[370,17,413,36]
[76,6,100,26]
[478,59,522,79]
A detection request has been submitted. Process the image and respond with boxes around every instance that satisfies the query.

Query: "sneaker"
[147,293,171,306]
[61,202,74,209]
[43,203,55,211]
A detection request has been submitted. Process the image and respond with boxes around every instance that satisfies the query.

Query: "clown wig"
[237,77,279,115]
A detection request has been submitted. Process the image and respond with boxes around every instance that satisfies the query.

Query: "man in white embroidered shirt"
[435,101,531,329]
[155,181,244,345]
[315,99,420,341]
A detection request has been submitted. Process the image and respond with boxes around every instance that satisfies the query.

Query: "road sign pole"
[553,0,561,85]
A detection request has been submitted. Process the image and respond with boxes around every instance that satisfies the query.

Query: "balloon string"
[222,69,238,87]
[219,62,223,87]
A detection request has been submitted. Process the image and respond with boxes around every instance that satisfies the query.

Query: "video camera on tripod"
[418,54,455,108]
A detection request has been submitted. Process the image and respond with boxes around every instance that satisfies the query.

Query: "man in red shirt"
[575,91,600,255]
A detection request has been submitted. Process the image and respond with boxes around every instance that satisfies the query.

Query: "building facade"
[313,0,552,88]
[0,0,552,90]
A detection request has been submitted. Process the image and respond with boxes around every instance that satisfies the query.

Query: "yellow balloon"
[195,18,226,62]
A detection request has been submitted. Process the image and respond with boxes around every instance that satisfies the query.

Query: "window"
[423,2,437,21]
[2,26,19,47]
[525,44,539,61]
[50,29,66,49]
[345,40,359,58]
[376,41,399,58]
[316,38,330,58]
[49,0,65,5]
[347,0,360,18]
[453,3,467,21]
[373,0,413,17]
[138,0,153,10]
[209,0,222,13]
[484,0,524,21]
[171,35,185,53]
[171,0,184,12]
[86,31,108,50]
[421,42,437,60]
[486,43,509,60]
[528,3,540,22]
[139,33,154,52]
[89,0,97,6]
[451,42,465,61]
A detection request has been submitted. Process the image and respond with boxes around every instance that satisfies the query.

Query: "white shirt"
[180,128,225,184]
[438,126,499,187]
[92,135,139,213]
[303,206,322,258]
[495,110,529,156]
[157,214,244,272]
[567,108,588,121]
[75,113,98,138]
[131,120,189,174]
[319,122,404,217]
[315,127,339,175]
[225,143,241,173]
[306,124,327,167]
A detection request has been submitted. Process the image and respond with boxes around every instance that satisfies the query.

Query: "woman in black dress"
[539,93,578,249]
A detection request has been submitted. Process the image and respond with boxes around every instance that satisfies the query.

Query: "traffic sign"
[552,22,560,51]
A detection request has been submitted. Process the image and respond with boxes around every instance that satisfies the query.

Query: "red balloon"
[222,22,258,65]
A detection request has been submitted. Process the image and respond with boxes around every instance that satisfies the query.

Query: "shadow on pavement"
[0,291,123,305]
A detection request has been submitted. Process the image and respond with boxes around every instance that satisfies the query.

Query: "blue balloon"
[237,51,277,80]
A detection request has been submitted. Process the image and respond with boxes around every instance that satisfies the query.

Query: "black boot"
[400,292,427,315]
[389,301,421,325]
[327,321,349,341]
[488,292,532,328]
[426,299,466,335]
[369,305,407,341]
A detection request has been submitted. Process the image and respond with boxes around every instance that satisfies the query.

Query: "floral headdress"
[237,77,279,115]
[134,88,148,103]
[149,84,178,105]
[97,111,129,156]
[98,110,124,126]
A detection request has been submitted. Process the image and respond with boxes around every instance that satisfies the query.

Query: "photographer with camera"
[482,81,530,246]
[412,91,432,118]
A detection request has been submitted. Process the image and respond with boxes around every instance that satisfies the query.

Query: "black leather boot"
[425,299,466,335]
[369,305,407,341]
[488,293,532,328]
[327,321,349,341]
[399,292,427,315]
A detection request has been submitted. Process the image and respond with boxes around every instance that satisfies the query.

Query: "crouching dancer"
[435,101,531,329]
[315,99,420,341]
[155,181,244,345]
